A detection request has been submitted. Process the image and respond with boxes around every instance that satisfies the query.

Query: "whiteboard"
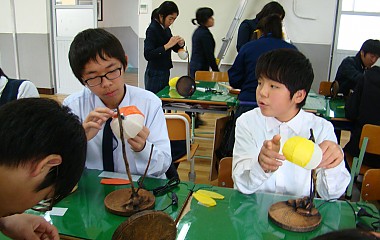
[152,0,271,64]
[56,8,94,37]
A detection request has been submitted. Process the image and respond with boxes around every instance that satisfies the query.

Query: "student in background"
[335,39,380,96]
[144,1,185,94]
[0,67,39,106]
[232,49,350,199]
[225,14,296,156]
[344,66,380,168]
[64,28,171,179]
[190,7,219,78]
[236,1,285,52]
[0,98,87,239]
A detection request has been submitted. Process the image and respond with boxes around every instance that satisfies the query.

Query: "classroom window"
[337,0,380,51]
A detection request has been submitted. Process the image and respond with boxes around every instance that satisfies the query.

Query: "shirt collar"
[265,109,305,135]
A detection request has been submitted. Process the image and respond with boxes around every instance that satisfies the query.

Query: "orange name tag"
[100,178,131,185]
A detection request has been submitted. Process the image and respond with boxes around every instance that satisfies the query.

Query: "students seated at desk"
[236,1,285,52]
[232,49,350,199]
[63,28,171,179]
[335,39,380,96]
[344,66,380,168]
[0,67,39,106]
[0,98,87,239]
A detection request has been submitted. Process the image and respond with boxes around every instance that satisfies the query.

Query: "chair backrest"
[318,81,333,96]
[195,71,229,82]
[361,169,380,201]
[318,81,339,98]
[164,113,191,159]
[360,124,380,155]
[218,157,234,188]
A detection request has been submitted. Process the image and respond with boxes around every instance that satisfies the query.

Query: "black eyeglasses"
[83,67,122,87]
[32,167,59,213]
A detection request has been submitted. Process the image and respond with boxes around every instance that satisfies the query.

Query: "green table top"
[13,169,193,240]
[157,81,238,107]
[177,185,377,240]
[304,92,346,120]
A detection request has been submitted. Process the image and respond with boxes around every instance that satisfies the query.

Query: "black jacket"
[344,66,380,167]
[335,52,365,96]
[190,26,219,75]
[236,18,258,52]
[144,19,182,70]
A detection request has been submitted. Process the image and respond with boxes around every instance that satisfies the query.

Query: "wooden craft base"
[104,188,155,217]
[268,201,321,232]
[112,210,176,240]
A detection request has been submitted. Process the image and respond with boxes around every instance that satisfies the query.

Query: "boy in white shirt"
[233,49,350,200]
[64,28,171,178]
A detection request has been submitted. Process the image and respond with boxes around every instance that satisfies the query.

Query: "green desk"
[177,185,378,240]
[8,169,194,240]
[157,81,238,114]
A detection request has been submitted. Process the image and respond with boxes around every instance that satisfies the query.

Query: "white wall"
[98,0,139,34]
[0,0,13,33]
[14,0,49,33]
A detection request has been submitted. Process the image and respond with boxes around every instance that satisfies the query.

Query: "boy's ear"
[30,154,62,177]
[293,89,307,104]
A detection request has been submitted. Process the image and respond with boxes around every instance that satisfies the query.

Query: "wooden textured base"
[268,201,321,232]
[112,210,177,240]
[104,188,155,217]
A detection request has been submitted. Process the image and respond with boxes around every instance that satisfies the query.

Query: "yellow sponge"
[282,136,322,169]
[193,192,216,207]
[197,189,224,200]
[169,77,180,88]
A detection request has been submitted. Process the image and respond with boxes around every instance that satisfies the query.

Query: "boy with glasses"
[64,28,171,178]
[0,98,87,239]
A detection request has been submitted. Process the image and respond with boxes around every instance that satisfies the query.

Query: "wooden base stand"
[268,201,321,232]
[104,188,155,217]
[112,210,177,240]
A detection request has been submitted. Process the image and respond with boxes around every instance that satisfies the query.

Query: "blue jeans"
[144,68,170,94]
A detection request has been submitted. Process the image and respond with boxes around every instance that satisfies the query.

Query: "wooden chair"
[361,169,380,201]
[318,81,332,96]
[318,80,339,97]
[165,113,199,181]
[195,71,229,82]
[346,124,380,199]
[218,157,234,188]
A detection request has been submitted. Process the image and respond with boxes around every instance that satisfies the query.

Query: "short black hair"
[156,1,179,22]
[360,39,380,56]
[256,1,285,21]
[69,28,127,85]
[0,98,87,202]
[191,7,214,26]
[256,14,283,39]
[256,49,314,108]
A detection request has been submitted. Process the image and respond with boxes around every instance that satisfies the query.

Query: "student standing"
[335,39,380,96]
[236,1,285,52]
[64,28,171,179]
[233,49,350,199]
[144,1,185,94]
[0,98,87,239]
[190,7,219,78]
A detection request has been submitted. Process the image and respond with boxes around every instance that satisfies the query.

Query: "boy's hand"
[317,140,343,169]
[83,107,115,141]
[258,134,285,173]
[0,214,59,240]
[127,126,150,152]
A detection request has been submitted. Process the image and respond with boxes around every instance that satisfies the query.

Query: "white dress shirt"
[233,108,350,200]
[0,76,39,99]
[63,85,171,179]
